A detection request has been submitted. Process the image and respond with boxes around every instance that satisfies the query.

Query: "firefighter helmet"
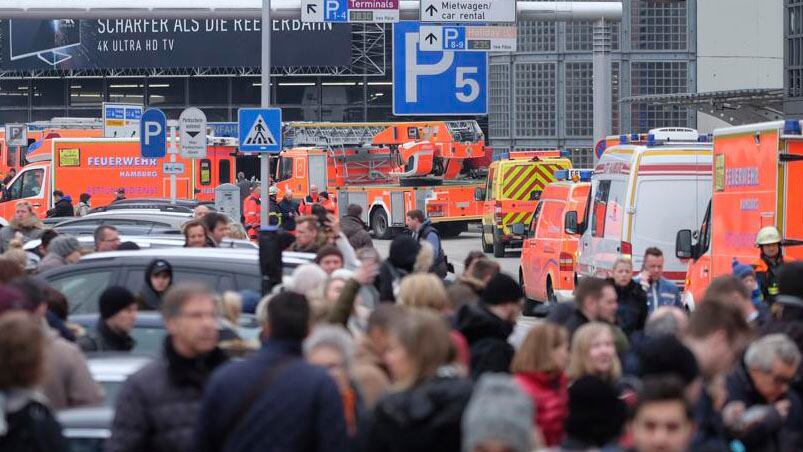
[756,226,782,246]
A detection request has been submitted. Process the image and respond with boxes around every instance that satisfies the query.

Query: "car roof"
[82,210,192,219]
[86,353,153,382]
[78,247,315,266]
[23,235,257,251]
[58,406,113,433]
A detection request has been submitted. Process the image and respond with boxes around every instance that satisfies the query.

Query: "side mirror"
[564,211,578,235]
[530,190,541,201]
[510,223,526,236]
[474,187,486,201]
[676,229,693,259]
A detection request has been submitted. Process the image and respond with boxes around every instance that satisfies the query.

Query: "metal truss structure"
[0,23,386,78]
[620,89,784,125]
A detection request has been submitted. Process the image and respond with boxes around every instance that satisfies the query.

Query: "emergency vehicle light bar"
[554,169,592,182]
[508,150,562,160]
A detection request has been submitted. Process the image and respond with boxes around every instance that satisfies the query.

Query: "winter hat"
[0,285,31,315]
[388,235,421,272]
[638,334,700,386]
[48,235,81,258]
[565,376,627,447]
[315,245,344,264]
[100,286,137,320]
[482,272,524,305]
[731,259,755,280]
[462,373,533,452]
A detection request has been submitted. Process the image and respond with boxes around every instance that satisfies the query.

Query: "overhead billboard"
[0,19,352,70]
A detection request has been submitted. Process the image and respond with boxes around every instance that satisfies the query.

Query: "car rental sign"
[420,0,516,23]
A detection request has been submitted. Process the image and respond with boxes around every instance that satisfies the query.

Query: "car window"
[528,202,543,239]
[49,269,115,314]
[591,180,611,238]
[235,273,261,292]
[58,218,103,228]
[219,159,231,184]
[5,168,44,201]
[131,327,167,356]
[103,219,141,226]
[536,201,564,239]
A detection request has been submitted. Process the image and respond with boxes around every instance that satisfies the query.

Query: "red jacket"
[243,194,261,229]
[514,371,568,447]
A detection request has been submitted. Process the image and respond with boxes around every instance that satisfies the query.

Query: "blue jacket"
[634,276,682,313]
[195,339,350,452]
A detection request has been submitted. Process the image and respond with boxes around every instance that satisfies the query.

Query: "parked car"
[40,248,314,315]
[24,234,257,252]
[58,406,113,452]
[52,210,192,236]
[85,353,153,406]
[73,312,261,357]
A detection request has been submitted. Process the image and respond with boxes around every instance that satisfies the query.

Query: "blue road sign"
[443,26,466,50]
[140,108,167,158]
[325,0,349,22]
[238,108,282,153]
[393,21,487,116]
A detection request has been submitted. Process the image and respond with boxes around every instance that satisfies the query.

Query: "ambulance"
[577,128,712,284]
[479,150,572,257]
[519,169,591,305]
[676,120,803,308]
[0,136,236,219]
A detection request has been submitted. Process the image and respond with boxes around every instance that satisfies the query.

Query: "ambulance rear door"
[781,135,803,261]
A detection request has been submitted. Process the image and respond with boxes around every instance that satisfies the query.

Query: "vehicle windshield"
[275,156,293,182]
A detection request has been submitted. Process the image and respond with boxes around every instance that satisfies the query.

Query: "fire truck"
[274,121,487,238]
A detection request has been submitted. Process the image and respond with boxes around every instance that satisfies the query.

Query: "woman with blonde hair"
[361,310,473,451]
[512,323,570,447]
[397,273,449,313]
[0,201,43,252]
[567,322,621,383]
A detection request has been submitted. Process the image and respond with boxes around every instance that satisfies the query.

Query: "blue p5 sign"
[393,21,487,116]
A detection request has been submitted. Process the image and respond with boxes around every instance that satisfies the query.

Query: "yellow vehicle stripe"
[505,166,540,199]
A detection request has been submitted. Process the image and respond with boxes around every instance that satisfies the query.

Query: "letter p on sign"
[140,108,167,158]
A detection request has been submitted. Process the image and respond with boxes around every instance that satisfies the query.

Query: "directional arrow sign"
[420,25,517,52]
[302,0,399,23]
[420,0,516,23]
[179,107,208,159]
[302,0,324,21]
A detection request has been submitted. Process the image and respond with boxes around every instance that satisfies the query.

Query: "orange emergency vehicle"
[275,121,487,238]
[479,150,572,257]
[676,120,803,308]
[519,169,591,304]
[0,136,236,219]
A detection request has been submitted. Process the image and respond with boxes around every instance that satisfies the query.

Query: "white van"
[576,128,712,285]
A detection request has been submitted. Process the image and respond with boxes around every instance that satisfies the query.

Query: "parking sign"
[393,21,487,116]
[140,108,167,158]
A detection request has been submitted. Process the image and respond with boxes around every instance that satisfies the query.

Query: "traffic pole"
[169,120,178,205]
[260,0,271,228]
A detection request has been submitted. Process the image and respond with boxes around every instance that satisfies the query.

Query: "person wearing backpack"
[405,209,451,279]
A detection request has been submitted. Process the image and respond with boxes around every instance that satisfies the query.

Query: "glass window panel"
[0,110,29,124]
[69,79,103,106]
[148,78,185,105]
[0,80,30,108]
[514,62,556,138]
[31,109,66,121]
[32,79,65,106]
[631,61,692,131]
[201,108,230,122]
[366,107,392,121]
[366,81,391,106]
[489,64,511,139]
[321,80,362,106]
[517,21,556,52]
[276,80,318,105]
[631,0,688,51]
[189,78,228,105]
[565,62,593,138]
[232,77,260,104]
[108,79,145,104]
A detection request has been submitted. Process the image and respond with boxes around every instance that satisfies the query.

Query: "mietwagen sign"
[419,0,516,23]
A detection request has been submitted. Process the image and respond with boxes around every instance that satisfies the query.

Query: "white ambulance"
[576,128,713,284]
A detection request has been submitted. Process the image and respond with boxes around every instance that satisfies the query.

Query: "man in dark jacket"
[108,283,227,452]
[196,291,350,452]
[139,259,173,310]
[457,272,522,380]
[724,334,802,451]
[340,204,373,250]
[48,190,74,218]
[377,235,421,303]
[405,209,448,278]
[277,188,300,231]
[549,277,618,340]
[78,286,137,353]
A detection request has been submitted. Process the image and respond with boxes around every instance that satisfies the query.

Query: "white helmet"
[756,226,781,246]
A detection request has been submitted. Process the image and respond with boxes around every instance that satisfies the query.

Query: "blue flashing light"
[553,169,568,180]
[554,169,593,182]
[647,133,656,146]
[619,134,628,145]
[630,133,639,141]
[576,170,593,182]
[697,134,712,143]
[784,120,801,135]
[560,149,570,158]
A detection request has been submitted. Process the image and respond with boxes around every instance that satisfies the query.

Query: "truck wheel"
[481,228,493,253]
[546,277,557,304]
[371,209,392,240]
[492,229,505,258]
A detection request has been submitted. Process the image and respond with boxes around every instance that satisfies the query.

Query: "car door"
[46,266,121,314]
[521,201,543,298]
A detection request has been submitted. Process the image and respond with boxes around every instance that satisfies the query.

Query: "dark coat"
[559,308,590,341]
[196,339,350,452]
[456,303,515,380]
[612,279,648,338]
[277,198,299,231]
[107,338,228,452]
[0,395,68,452]
[48,198,74,218]
[138,260,173,311]
[359,376,473,452]
[340,214,374,250]
[77,321,135,353]
[725,359,803,452]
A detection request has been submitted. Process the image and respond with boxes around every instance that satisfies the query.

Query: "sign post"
[168,120,179,205]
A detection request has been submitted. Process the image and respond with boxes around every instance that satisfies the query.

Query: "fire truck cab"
[676,120,803,309]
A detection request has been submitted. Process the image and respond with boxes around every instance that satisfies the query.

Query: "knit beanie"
[731,259,755,280]
[482,272,524,305]
[0,285,31,315]
[48,235,81,258]
[388,235,420,272]
[565,376,626,447]
[100,286,137,320]
[315,245,343,264]
[637,334,700,386]
[462,373,533,452]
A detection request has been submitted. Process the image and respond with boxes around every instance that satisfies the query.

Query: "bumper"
[554,289,574,303]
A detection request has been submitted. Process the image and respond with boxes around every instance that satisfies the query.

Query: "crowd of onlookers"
[1,194,803,452]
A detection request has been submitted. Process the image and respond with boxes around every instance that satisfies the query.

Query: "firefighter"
[243,184,262,239]
[755,226,785,304]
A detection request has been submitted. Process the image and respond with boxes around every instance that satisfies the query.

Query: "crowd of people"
[1,187,803,452]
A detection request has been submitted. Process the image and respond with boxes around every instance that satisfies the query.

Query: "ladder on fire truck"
[25,117,103,131]
[285,122,397,184]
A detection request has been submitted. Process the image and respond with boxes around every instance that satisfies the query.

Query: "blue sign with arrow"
[140,108,167,158]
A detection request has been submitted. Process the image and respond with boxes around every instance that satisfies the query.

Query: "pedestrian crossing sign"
[238,108,282,153]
